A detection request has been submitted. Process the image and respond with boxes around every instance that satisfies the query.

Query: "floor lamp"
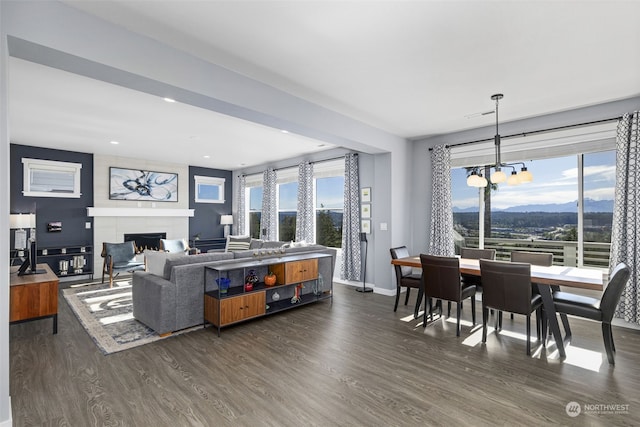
[355,232,373,292]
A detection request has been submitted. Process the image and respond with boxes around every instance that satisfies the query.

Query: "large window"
[452,150,615,267]
[243,159,345,247]
[248,186,262,239]
[316,176,344,248]
[278,181,298,241]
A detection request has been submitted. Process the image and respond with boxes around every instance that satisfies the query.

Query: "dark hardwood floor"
[9,281,640,426]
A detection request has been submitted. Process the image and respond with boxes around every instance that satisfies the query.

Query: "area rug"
[63,280,199,355]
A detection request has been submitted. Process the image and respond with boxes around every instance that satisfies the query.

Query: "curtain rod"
[428,116,622,151]
[238,153,354,177]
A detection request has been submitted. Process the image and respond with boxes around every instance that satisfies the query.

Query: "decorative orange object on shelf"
[264,271,277,286]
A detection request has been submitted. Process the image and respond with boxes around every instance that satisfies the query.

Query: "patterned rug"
[63,279,197,355]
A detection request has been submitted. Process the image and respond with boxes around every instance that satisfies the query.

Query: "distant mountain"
[453,198,613,213]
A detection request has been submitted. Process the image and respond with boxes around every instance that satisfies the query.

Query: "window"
[278,181,298,241]
[248,186,263,239]
[242,159,345,247]
[22,158,82,198]
[194,176,225,203]
[315,175,344,248]
[451,151,615,267]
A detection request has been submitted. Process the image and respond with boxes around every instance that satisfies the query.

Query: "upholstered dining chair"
[390,246,423,317]
[479,259,543,355]
[420,254,476,337]
[102,241,145,287]
[552,263,630,365]
[511,251,553,267]
[459,247,496,310]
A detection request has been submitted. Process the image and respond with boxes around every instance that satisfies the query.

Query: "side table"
[10,263,59,334]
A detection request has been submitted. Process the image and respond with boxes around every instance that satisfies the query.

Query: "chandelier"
[467,94,533,188]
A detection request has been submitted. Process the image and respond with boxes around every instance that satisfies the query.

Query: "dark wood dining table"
[391,256,605,358]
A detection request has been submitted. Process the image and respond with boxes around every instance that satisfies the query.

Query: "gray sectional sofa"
[132,240,336,335]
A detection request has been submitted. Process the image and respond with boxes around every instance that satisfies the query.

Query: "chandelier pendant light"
[467,94,533,188]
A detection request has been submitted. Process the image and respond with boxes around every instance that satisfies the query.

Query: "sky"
[452,150,616,211]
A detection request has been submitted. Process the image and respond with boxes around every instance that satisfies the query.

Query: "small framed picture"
[361,204,371,219]
[361,187,371,203]
[361,219,371,234]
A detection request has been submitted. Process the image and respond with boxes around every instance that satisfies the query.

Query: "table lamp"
[10,213,35,249]
[220,215,233,238]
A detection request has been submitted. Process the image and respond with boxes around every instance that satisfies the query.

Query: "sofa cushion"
[162,251,234,280]
[226,235,251,252]
[144,250,183,277]
[261,240,288,249]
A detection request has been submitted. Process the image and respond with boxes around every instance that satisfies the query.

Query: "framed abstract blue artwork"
[109,167,178,201]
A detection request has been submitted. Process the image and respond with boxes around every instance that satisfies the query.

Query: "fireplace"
[124,232,166,253]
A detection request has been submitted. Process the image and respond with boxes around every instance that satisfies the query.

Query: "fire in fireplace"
[124,232,167,253]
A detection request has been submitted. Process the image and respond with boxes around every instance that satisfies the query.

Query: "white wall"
[91,155,190,276]
[1,3,12,424]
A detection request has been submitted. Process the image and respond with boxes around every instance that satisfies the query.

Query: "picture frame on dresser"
[109,167,178,201]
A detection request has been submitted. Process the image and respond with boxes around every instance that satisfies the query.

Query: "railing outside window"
[458,237,610,268]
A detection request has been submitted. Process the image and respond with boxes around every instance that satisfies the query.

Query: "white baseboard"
[0,396,12,427]
[333,279,396,296]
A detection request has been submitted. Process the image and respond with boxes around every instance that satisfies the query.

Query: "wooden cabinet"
[272,259,318,285]
[217,292,266,325]
[10,263,59,334]
[204,253,333,336]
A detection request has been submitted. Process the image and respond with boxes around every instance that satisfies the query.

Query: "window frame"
[22,158,82,198]
[194,175,225,204]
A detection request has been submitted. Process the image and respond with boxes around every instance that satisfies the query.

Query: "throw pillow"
[249,238,263,249]
[226,235,251,252]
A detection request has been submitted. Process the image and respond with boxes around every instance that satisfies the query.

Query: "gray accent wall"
[189,166,232,240]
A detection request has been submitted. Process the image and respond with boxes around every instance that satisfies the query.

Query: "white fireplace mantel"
[87,207,195,217]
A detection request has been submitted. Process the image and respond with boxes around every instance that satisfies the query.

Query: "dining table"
[391,256,605,358]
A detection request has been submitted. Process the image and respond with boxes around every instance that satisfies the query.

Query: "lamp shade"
[507,171,520,186]
[491,169,507,184]
[10,213,35,229]
[518,167,533,183]
[220,215,233,225]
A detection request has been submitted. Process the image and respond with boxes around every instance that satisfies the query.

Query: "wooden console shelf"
[204,253,333,336]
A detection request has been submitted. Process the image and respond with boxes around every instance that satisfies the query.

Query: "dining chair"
[102,241,146,287]
[511,251,553,267]
[461,247,496,291]
[552,262,629,365]
[390,246,423,317]
[420,254,476,337]
[479,259,543,355]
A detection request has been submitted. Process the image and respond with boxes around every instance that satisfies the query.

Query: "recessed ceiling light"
[281,130,289,134]
[163,97,176,103]
[203,155,210,159]
[110,141,119,145]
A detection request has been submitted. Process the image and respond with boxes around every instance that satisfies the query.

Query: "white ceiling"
[9,1,640,169]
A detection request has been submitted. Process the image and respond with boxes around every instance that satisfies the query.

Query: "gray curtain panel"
[341,153,362,281]
[429,145,455,256]
[260,168,277,241]
[296,161,314,243]
[610,111,640,325]
[236,174,246,236]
